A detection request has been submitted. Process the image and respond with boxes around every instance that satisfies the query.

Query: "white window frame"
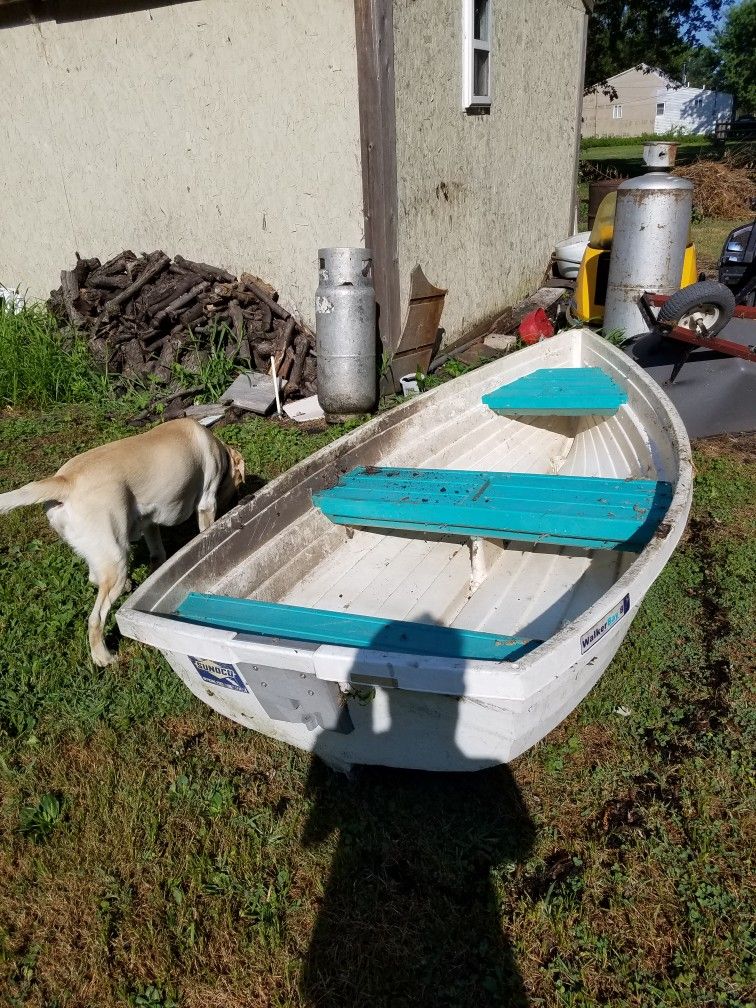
[612,105,623,119]
[693,96,703,109]
[656,102,665,116]
[463,0,491,110]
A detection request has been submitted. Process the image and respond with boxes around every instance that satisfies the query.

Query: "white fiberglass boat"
[117,329,692,773]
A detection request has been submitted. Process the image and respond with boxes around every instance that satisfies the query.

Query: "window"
[612,105,623,119]
[463,0,491,110]
[693,97,703,109]
[656,102,665,116]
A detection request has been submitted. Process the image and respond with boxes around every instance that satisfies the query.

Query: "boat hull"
[117,329,692,772]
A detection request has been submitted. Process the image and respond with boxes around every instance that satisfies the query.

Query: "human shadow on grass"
[299,614,536,1007]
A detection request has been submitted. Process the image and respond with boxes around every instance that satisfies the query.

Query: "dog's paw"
[91,644,117,667]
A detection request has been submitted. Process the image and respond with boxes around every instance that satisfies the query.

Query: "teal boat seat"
[313,467,673,552]
[175,594,540,662]
[482,367,628,416]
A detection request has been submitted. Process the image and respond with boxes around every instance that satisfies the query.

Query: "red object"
[518,307,555,345]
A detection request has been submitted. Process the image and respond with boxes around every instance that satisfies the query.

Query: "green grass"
[0,304,111,408]
[580,138,711,163]
[690,217,741,270]
[0,393,753,1006]
[580,133,713,151]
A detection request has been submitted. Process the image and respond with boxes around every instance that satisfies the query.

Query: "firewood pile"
[48,251,317,402]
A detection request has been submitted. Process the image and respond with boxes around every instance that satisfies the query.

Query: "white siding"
[654,86,733,135]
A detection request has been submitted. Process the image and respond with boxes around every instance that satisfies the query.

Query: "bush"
[581,131,712,150]
[0,303,110,408]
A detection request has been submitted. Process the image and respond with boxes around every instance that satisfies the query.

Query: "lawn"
[0,315,754,1007]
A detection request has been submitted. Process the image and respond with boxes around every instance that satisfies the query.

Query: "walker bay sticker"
[189,655,249,693]
[581,594,630,654]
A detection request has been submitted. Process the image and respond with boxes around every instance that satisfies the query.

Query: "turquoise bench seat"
[176,594,540,662]
[482,367,628,417]
[313,467,673,552]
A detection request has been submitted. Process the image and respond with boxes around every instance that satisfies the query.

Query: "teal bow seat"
[313,467,673,552]
[482,367,628,417]
[175,594,540,662]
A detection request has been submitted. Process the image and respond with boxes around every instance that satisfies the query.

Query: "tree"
[680,44,725,89]
[584,0,727,94]
[715,0,756,112]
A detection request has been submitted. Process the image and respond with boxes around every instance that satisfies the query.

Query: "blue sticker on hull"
[189,655,249,693]
[581,594,630,654]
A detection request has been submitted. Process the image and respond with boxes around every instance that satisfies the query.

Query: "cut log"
[60,268,86,328]
[155,281,209,323]
[174,256,235,283]
[104,252,170,314]
[286,333,309,397]
[273,316,296,369]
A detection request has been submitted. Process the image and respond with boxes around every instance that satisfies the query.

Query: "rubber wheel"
[657,281,736,337]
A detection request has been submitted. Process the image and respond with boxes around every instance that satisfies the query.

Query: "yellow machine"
[574,193,698,325]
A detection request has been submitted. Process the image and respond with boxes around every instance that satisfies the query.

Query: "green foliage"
[580,131,710,150]
[584,0,726,91]
[170,321,243,404]
[0,304,110,408]
[17,793,65,843]
[716,0,756,113]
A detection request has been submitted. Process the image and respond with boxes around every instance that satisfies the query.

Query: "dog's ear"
[227,446,246,489]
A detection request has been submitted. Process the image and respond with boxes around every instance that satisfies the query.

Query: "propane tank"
[603,172,694,339]
[315,247,377,416]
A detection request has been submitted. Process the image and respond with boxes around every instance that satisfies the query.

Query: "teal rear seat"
[482,367,628,416]
[175,594,540,662]
[313,467,673,552]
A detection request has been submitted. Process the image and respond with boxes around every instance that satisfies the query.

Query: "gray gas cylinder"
[315,247,377,415]
[603,173,694,339]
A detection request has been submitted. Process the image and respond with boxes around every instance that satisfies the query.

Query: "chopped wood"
[60,268,86,327]
[48,249,318,421]
[273,316,296,369]
[243,277,290,321]
[154,281,209,323]
[286,333,309,397]
[174,255,235,283]
[228,299,245,342]
[104,252,170,314]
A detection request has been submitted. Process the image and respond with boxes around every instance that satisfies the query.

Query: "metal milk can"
[603,172,694,339]
[315,247,377,415]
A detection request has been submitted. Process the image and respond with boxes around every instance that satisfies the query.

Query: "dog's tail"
[0,476,69,514]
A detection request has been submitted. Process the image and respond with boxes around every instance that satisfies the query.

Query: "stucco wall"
[392,0,585,346]
[0,0,364,324]
[581,68,662,138]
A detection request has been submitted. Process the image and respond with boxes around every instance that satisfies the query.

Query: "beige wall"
[392,0,585,346]
[581,68,663,138]
[0,0,364,325]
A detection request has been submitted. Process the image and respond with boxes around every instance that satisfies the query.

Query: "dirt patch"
[693,432,756,464]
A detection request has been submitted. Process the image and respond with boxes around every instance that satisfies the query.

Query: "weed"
[0,304,111,408]
[171,320,242,403]
[128,984,179,1008]
[17,792,65,842]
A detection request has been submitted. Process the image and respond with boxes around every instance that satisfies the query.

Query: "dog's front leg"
[143,523,166,570]
[196,489,217,532]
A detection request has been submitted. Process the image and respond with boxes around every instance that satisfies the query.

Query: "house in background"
[582,65,732,139]
[0,0,591,352]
